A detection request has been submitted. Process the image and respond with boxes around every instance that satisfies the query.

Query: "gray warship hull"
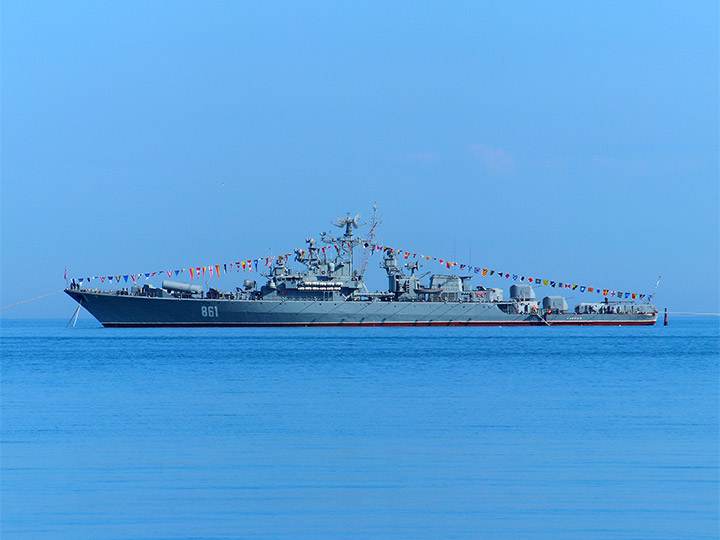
[65,290,657,327]
[65,210,658,327]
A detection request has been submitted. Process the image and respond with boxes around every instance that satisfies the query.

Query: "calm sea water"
[1,318,718,540]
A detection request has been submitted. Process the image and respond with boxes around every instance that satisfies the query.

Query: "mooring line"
[1,290,64,310]
[666,312,720,316]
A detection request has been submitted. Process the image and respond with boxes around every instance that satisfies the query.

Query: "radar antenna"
[333,212,363,238]
[359,203,382,279]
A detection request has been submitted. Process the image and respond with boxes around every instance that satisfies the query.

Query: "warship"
[65,213,658,327]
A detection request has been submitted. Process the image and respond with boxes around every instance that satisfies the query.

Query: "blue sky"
[2,1,718,317]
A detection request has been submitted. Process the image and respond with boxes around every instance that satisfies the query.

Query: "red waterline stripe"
[102,320,656,328]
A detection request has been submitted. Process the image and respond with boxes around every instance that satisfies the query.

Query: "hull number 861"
[201,306,219,317]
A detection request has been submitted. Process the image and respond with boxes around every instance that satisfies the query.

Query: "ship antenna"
[648,275,661,303]
[359,203,382,279]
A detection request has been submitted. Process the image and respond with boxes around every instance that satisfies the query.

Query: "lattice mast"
[359,203,381,279]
